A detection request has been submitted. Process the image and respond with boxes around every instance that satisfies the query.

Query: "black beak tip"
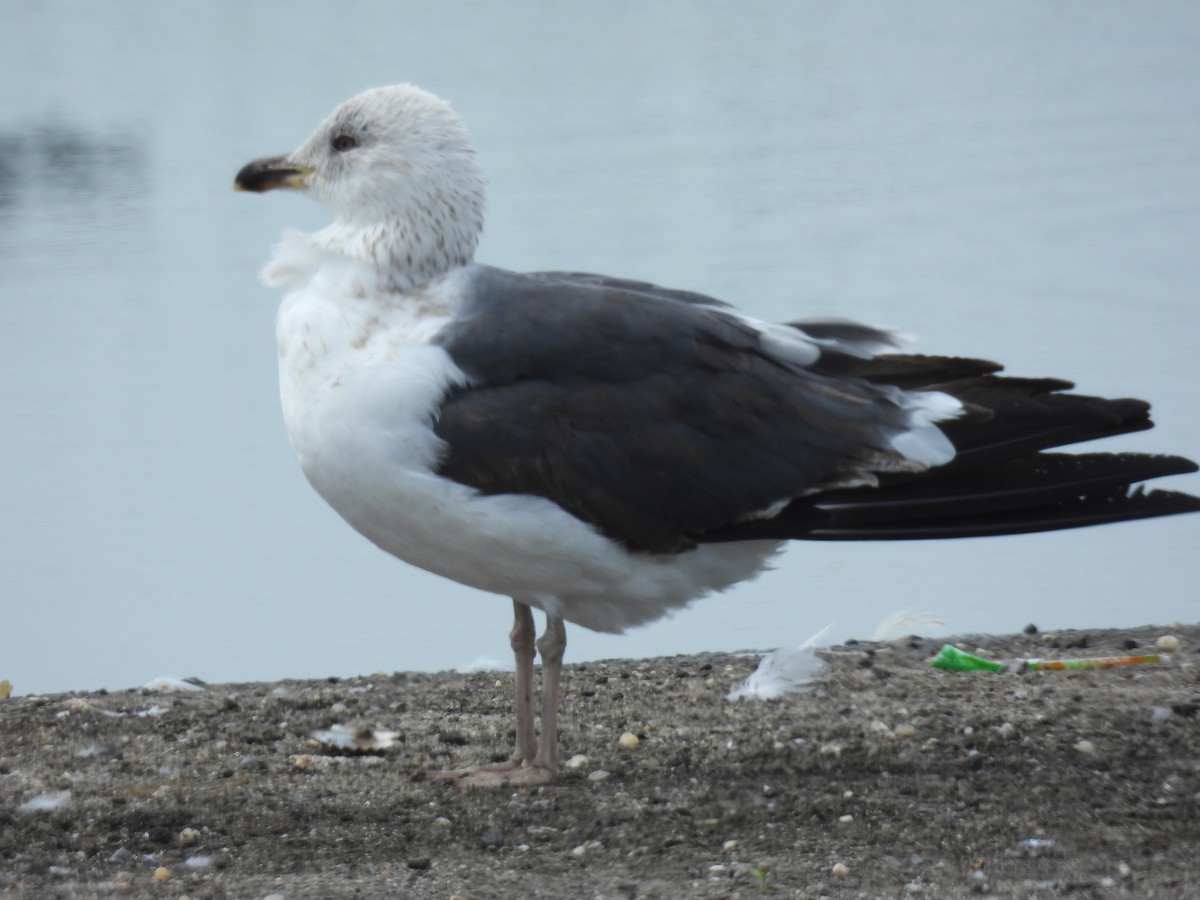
[233,161,264,192]
[233,155,301,193]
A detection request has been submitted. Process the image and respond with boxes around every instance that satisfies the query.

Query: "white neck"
[312,205,479,293]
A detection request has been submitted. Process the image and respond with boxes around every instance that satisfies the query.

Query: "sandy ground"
[2,624,1198,899]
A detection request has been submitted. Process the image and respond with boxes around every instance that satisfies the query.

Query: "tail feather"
[812,453,1197,524]
[694,352,1199,545]
[799,485,1200,540]
[940,383,1153,467]
[700,454,1199,543]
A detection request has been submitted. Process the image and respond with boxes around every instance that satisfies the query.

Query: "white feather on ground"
[727,610,946,701]
[726,623,833,701]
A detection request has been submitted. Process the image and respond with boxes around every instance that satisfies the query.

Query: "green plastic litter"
[929,644,1006,672]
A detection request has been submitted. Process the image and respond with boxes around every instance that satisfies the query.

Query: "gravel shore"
[2,624,1198,898]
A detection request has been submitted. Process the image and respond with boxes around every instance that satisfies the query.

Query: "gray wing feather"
[433,267,921,553]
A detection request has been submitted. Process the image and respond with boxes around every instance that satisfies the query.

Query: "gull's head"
[235,84,486,281]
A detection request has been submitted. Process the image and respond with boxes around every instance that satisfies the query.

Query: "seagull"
[235,84,1200,787]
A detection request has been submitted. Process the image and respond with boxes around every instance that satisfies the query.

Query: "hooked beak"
[233,155,314,193]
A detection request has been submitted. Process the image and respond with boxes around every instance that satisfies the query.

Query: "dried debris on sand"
[1,625,1198,898]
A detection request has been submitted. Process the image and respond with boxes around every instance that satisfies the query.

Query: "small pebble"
[289,754,344,770]
[564,754,589,770]
[1024,623,1038,635]
[479,826,504,849]
[1118,862,1131,877]
[179,827,201,845]
[1151,706,1173,724]
[1156,635,1181,653]
[587,769,611,782]
[571,840,602,858]
[406,857,431,871]
[894,723,916,739]
[617,732,640,750]
[838,814,853,824]
[832,862,849,877]
[153,866,171,883]
[869,719,893,737]
[1074,739,1096,756]
[723,840,738,852]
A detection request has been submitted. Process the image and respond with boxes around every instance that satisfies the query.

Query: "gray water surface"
[3,2,1198,694]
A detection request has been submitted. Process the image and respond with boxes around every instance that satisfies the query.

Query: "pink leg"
[531,613,566,774]
[509,600,537,763]
[429,606,566,789]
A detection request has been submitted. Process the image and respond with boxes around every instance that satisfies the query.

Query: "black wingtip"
[798,486,1200,540]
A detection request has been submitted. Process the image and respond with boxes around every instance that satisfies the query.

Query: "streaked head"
[236,84,486,274]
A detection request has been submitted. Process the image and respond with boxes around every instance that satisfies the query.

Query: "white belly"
[275,273,782,634]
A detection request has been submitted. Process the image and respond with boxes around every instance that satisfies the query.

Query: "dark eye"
[331,134,358,152]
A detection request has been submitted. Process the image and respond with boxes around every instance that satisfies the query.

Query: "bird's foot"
[427,759,557,789]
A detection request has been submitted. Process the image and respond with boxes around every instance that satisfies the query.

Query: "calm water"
[2,2,1198,695]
